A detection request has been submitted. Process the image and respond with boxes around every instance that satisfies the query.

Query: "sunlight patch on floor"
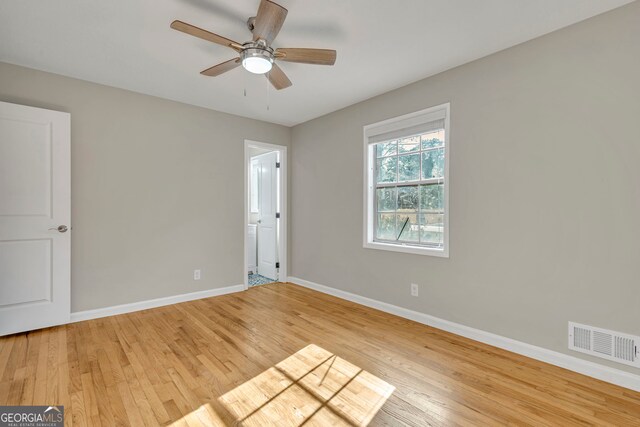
[218,344,395,426]
[169,402,225,427]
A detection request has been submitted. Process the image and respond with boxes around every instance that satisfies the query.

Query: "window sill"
[364,241,449,258]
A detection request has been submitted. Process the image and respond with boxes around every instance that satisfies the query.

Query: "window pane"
[398,154,420,182]
[376,187,396,212]
[397,214,419,243]
[376,214,396,240]
[419,214,444,245]
[422,148,444,179]
[397,185,418,212]
[376,157,397,183]
[399,135,420,154]
[420,184,444,211]
[376,141,397,158]
[421,130,445,149]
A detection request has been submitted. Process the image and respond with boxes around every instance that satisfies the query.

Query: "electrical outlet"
[193,269,201,280]
[411,283,419,297]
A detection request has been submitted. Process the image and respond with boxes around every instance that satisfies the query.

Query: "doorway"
[244,140,287,289]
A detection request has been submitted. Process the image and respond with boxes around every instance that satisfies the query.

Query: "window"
[363,103,449,257]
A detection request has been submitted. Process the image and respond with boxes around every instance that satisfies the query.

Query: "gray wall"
[0,62,291,312]
[290,2,640,372]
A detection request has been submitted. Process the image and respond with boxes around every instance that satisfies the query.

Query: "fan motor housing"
[241,43,274,62]
[240,42,274,74]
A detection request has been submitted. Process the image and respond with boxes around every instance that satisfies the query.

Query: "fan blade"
[170,20,243,51]
[275,48,336,65]
[266,63,292,90]
[252,0,288,44]
[200,58,241,77]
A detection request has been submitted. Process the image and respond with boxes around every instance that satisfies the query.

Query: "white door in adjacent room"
[0,101,71,336]
[256,151,278,280]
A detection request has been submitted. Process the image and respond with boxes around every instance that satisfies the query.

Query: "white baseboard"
[288,276,640,392]
[70,284,244,323]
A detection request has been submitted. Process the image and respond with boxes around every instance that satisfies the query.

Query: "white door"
[256,151,278,280]
[0,101,71,336]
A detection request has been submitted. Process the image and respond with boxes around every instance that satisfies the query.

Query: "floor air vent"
[568,322,640,367]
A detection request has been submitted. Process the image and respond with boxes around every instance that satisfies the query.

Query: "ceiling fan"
[170,0,337,90]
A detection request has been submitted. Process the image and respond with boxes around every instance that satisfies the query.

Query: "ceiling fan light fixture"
[241,47,274,74]
[170,0,336,90]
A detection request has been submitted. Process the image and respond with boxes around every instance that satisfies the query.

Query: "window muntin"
[373,128,446,249]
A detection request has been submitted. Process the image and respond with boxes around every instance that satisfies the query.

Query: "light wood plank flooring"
[1,283,639,426]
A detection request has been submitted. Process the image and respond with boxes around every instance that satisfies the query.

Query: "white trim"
[363,241,448,257]
[70,284,244,323]
[244,140,288,290]
[288,276,640,392]
[363,103,450,258]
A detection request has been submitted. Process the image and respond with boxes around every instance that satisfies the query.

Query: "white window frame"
[363,103,450,257]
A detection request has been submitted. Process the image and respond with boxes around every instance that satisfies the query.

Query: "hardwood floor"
[1,283,639,426]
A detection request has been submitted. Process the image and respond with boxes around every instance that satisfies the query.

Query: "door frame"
[243,140,287,290]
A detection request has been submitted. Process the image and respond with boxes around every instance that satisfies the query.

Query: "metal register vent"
[569,322,640,367]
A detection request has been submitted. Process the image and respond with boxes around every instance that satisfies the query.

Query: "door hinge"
[276,212,280,219]
[276,262,280,269]
[276,162,280,168]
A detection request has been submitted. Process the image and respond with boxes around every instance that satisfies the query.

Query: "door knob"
[49,225,69,233]
[257,220,262,224]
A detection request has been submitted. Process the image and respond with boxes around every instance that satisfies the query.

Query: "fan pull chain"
[243,69,247,97]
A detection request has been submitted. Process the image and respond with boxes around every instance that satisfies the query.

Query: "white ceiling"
[0,0,633,126]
